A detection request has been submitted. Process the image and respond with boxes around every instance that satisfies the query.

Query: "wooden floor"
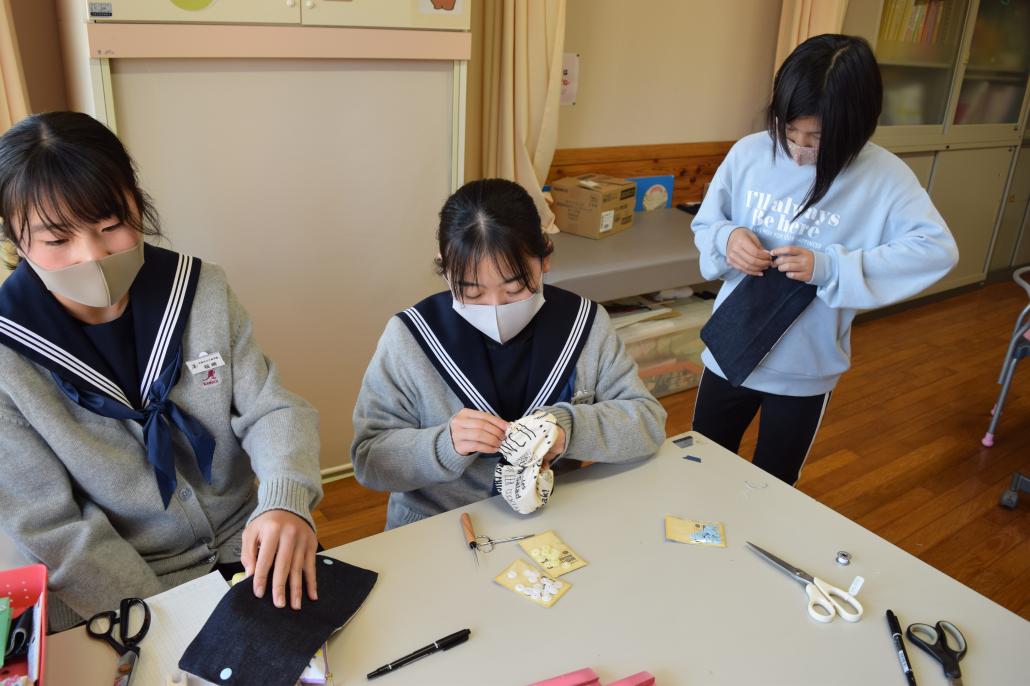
[314,281,1030,620]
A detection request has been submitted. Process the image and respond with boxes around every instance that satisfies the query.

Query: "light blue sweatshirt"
[692,132,959,396]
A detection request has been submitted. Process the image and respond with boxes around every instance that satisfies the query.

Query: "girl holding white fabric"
[351,178,666,528]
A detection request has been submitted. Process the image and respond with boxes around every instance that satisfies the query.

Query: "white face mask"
[786,138,819,166]
[23,238,145,308]
[452,289,546,344]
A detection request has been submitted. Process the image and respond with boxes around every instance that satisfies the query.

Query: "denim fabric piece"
[700,268,817,387]
[179,556,378,686]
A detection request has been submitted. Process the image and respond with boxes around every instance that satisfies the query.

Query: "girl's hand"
[450,409,509,456]
[541,426,566,471]
[727,228,773,276]
[242,510,319,610]
[770,246,815,282]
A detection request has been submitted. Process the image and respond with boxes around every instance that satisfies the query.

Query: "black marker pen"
[367,628,471,680]
[886,609,917,686]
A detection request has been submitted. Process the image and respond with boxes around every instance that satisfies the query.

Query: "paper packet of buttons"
[665,516,726,547]
[518,531,587,577]
[495,558,571,608]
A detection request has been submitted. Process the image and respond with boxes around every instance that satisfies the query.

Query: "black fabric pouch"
[179,555,377,686]
[700,268,817,387]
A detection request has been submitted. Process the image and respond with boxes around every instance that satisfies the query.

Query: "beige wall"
[10,0,67,113]
[110,59,455,472]
[557,0,782,149]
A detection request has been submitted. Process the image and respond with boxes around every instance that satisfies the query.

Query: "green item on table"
[0,596,10,668]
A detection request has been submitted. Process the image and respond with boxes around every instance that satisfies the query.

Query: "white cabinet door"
[89,0,300,24]
[899,152,935,189]
[992,143,1030,270]
[928,146,1015,292]
[300,0,469,30]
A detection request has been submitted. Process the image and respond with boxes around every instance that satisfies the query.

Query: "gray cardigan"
[351,304,667,529]
[0,263,322,630]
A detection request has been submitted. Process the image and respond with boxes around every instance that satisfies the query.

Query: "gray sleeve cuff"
[435,420,479,474]
[250,477,320,530]
[545,407,573,459]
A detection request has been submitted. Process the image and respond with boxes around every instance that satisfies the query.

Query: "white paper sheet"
[134,572,229,686]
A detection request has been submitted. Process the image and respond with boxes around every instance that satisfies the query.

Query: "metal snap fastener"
[836,551,852,566]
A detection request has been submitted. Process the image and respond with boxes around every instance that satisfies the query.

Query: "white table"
[47,433,1030,685]
[545,208,701,302]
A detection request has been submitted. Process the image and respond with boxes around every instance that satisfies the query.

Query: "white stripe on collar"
[402,307,498,415]
[0,316,133,408]
[139,253,193,406]
[526,297,590,412]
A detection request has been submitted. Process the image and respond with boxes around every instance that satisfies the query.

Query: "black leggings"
[692,369,830,485]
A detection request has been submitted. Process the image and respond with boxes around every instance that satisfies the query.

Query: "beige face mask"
[23,238,145,308]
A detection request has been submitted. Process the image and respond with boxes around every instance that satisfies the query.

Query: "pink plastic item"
[526,668,601,686]
[608,673,656,686]
[0,564,48,685]
[527,669,657,686]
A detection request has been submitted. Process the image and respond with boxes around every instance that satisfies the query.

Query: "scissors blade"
[112,650,138,686]
[746,542,814,585]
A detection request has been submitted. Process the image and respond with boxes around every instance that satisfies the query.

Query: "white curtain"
[468,0,567,233]
[0,0,28,278]
[774,0,851,73]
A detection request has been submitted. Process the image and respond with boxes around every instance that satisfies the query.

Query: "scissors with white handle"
[746,542,864,623]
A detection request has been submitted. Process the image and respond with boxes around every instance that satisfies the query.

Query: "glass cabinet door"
[953,0,1030,125]
[875,0,971,126]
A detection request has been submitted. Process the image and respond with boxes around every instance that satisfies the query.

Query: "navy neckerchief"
[398,284,597,421]
[0,244,214,507]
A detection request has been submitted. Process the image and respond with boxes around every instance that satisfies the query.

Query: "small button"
[207,554,217,563]
[322,558,334,565]
[179,488,192,501]
[506,571,517,580]
[219,667,233,680]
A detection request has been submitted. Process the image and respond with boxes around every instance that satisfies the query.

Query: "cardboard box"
[552,173,636,239]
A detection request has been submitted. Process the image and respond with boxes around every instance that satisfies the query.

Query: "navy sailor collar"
[0,243,201,410]
[398,284,597,420]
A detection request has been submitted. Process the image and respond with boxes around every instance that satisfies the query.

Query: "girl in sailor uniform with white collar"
[0,112,322,630]
[352,178,667,529]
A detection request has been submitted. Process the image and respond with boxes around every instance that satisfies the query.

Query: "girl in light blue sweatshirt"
[691,35,958,485]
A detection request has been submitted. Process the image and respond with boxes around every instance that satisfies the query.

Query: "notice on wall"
[561,53,579,106]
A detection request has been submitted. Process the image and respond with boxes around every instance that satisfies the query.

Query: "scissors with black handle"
[906,620,967,686]
[86,597,151,686]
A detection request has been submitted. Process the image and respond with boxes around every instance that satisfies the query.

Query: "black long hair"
[0,111,161,266]
[767,34,882,219]
[436,178,552,299]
